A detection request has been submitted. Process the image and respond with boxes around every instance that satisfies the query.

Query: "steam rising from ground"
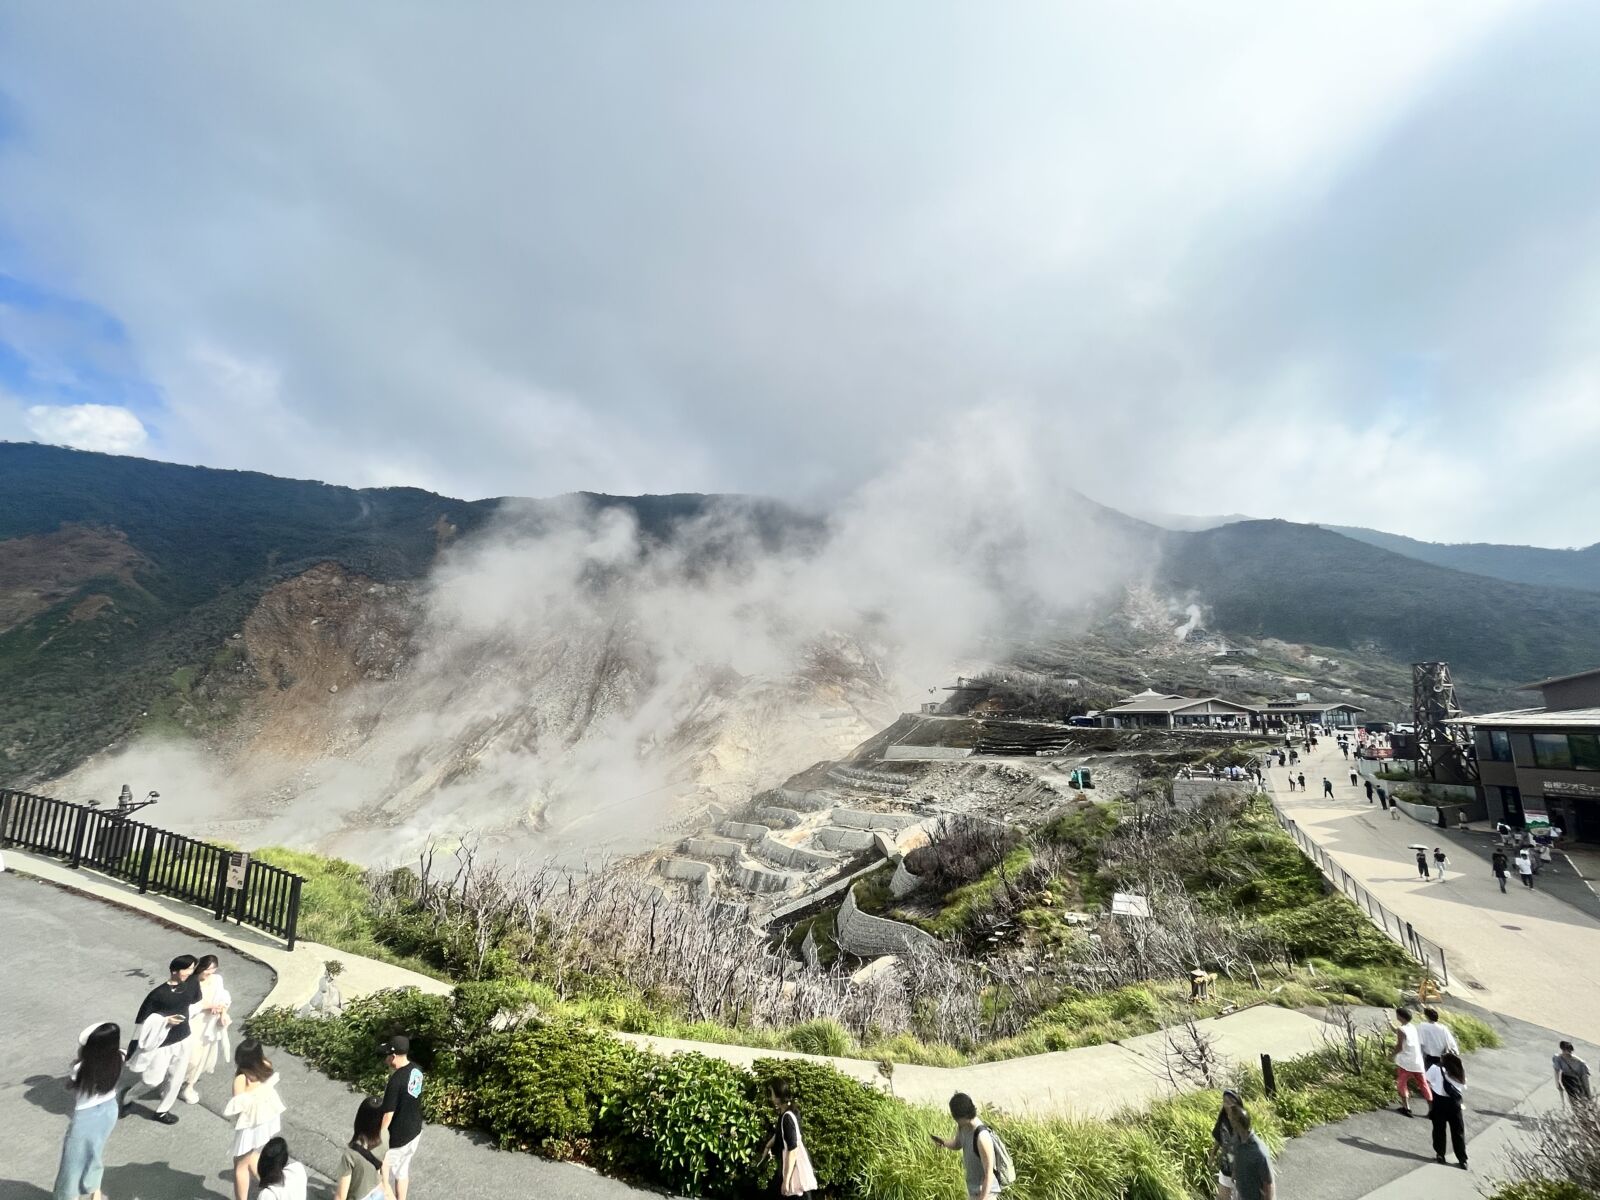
[59,415,1147,864]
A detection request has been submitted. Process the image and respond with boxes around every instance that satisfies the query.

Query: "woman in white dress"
[222,1039,285,1200]
[182,954,232,1104]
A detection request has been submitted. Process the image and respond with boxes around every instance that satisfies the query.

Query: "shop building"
[1453,667,1600,843]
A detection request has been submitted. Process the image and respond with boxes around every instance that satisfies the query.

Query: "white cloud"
[24,402,148,453]
[1,2,1597,544]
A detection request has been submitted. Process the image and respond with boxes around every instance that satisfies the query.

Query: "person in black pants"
[1425,1052,1469,1169]
[1492,850,1509,893]
[1365,780,1375,803]
[1416,848,1430,880]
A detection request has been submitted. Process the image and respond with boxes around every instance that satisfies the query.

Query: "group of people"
[52,949,427,1200]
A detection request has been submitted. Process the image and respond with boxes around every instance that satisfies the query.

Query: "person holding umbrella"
[1413,846,1431,880]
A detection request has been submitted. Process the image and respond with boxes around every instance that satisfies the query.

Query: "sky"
[1,3,1598,546]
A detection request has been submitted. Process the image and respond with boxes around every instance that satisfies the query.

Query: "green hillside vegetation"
[1156,520,1600,686]
[0,443,802,780]
[1328,525,1600,593]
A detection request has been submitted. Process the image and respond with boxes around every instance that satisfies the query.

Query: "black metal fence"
[1270,804,1449,985]
[0,789,303,949]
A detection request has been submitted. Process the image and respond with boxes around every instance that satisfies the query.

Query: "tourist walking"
[1516,849,1536,889]
[1224,1103,1275,1200]
[1322,777,1334,798]
[1424,1052,1469,1168]
[1392,1008,1433,1116]
[224,1039,285,1200]
[53,1022,123,1200]
[1365,780,1375,803]
[758,1078,818,1198]
[1553,1041,1592,1104]
[380,1036,425,1200]
[120,954,198,1123]
[1349,768,1358,787]
[1433,848,1449,881]
[1492,849,1509,893]
[1416,849,1430,880]
[255,1137,309,1200]
[1286,775,1296,792]
[182,954,232,1104]
[932,1092,1013,1200]
[1296,772,1306,792]
[1418,1008,1459,1069]
[336,1097,393,1200]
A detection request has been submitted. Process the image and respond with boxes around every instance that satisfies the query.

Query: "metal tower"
[1412,662,1478,785]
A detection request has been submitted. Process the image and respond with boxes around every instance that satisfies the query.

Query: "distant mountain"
[1325,525,1600,593]
[0,442,808,780]
[1134,510,1259,532]
[1158,520,1600,685]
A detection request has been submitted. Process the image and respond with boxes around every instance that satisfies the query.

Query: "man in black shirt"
[120,954,198,1123]
[380,1035,426,1198]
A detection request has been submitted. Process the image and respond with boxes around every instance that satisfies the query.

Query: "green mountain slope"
[0,443,794,781]
[1158,520,1600,685]
[1325,525,1600,592]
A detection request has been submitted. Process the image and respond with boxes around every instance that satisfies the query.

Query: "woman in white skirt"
[181,954,232,1104]
[223,1039,285,1200]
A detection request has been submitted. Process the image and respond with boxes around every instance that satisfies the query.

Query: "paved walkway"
[0,870,644,1199]
[0,846,450,1013]
[1276,999,1595,1200]
[1268,741,1600,1045]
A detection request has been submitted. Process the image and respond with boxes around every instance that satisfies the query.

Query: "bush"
[749,1058,891,1189]
[786,1018,857,1058]
[469,1020,638,1157]
[451,978,547,1033]
[1488,1181,1597,1200]
[604,1052,767,1197]
[248,987,456,1096]
[1264,897,1410,968]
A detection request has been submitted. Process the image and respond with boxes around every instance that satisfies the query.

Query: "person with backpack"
[932,1093,1014,1199]
[1225,1104,1275,1200]
[336,1097,393,1200]
[757,1078,818,1198]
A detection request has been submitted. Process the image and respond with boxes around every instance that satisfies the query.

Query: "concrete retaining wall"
[758,833,837,870]
[815,826,877,852]
[885,745,972,761]
[718,821,770,842]
[680,837,742,860]
[776,787,836,812]
[1171,778,1257,810]
[657,858,711,885]
[756,806,803,827]
[835,883,938,958]
[731,864,800,894]
[832,808,921,831]
[889,856,923,899]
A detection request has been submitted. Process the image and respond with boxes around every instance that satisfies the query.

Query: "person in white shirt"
[1390,1007,1434,1117]
[1424,1052,1468,1169]
[1516,851,1536,888]
[1417,1008,1460,1069]
[254,1137,308,1200]
[54,1022,124,1200]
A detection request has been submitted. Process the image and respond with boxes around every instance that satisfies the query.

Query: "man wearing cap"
[380,1035,425,1199]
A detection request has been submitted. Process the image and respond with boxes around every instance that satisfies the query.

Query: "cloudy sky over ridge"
[1,2,1598,545]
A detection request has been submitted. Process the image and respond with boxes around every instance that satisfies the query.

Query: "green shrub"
[451,978,546,1033]
[749,1058,891,1189]
[468,1020,638,1157]
[854,1103,965,1200]
[604,1052,767,1197]
[786,1018,857,1058]
[247,987,456,1096]
[1265,896,1410,968]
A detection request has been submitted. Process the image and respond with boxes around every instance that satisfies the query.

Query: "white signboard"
[1111,891,1150,918]
[225,851,250,890]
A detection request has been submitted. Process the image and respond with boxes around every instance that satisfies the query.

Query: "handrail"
[1267,801,1450,986]
[0,788,303,949]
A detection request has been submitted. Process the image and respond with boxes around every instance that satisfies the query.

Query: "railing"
[1269,803,1450,986]
[0,789,303,949]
